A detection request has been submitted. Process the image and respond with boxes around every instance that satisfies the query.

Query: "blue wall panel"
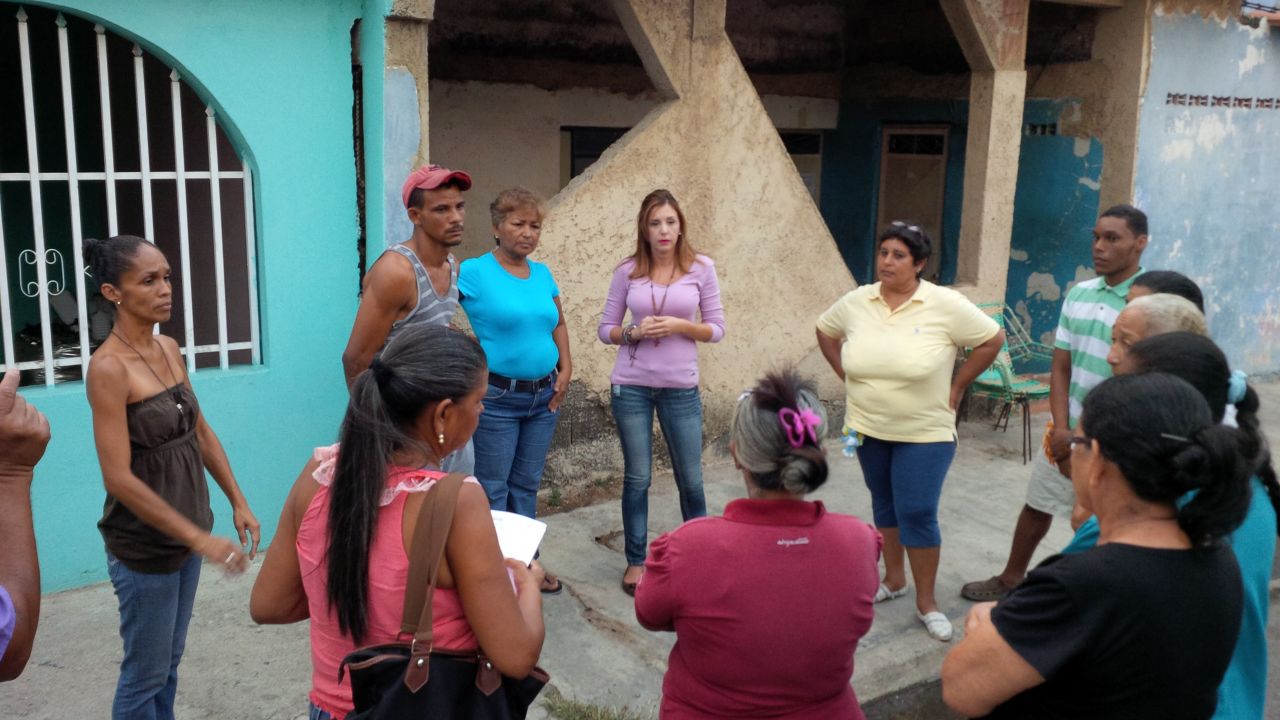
[1005,100,1104,373]
[819,99,968,285]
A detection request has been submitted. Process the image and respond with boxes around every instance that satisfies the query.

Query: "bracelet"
[622,324,637,345]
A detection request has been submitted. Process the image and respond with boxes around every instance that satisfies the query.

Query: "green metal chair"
[968,304,1052,463]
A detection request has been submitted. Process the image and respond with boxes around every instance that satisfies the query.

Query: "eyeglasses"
[890,220,921,233]
[1068,436,1091,451]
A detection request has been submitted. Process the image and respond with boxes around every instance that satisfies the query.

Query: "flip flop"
[874,582,909,603]
[621,566,644,597]
[540,573,563,596]
[917,611,954,642]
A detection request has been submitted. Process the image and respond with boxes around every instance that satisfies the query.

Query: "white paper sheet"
[490,510,547,566]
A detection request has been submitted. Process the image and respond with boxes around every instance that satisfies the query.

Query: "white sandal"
[874,582,909,603]
[917,611,954,642]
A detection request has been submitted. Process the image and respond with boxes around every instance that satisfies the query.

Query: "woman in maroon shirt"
[635,369,882,719]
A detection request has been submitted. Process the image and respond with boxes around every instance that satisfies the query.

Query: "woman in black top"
[85,235,260,719]
[942,373,1251,719]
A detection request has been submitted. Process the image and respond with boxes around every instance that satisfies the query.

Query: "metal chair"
[968,304,1052,463]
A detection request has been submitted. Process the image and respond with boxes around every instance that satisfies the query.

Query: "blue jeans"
[309,702,333,720]
[855,436,956,547]
[611,384,707,565]
[473,381,559,518]
[107,552,201,720]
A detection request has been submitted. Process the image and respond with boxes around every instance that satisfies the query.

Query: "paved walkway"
[6,384,1279,718]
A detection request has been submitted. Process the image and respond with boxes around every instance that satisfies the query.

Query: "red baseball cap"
[401,164,472,207]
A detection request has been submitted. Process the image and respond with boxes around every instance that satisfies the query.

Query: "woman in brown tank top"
[84,235,260,720]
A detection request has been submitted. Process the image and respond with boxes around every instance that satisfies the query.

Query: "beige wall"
[430,0,853,439]
[428,81,838,260]
[428,82,657,257]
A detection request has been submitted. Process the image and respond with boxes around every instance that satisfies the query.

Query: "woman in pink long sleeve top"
[598,189,725,596]
[635,369,882,719]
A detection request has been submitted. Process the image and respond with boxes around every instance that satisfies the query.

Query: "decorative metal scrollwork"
[18,248,66,297]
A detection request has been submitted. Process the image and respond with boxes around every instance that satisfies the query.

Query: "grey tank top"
[383,244,459,347]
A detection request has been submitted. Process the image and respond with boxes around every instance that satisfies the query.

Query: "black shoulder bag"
[339,473,550,719]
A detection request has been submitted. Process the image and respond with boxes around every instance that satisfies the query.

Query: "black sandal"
[540,573,563,596]
[621,566,644,597]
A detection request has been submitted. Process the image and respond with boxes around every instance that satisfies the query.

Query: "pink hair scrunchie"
[778,407,821,448]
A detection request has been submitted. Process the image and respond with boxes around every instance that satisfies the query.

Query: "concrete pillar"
[1092,0,1152,211]
[956,69,1027,297]
[940,0,1030,301]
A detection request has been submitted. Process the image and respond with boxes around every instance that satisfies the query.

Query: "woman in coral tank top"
[250,325,546,719]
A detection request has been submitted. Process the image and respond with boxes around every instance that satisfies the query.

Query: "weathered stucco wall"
[427,82,658,256]
[440,0,852,456]
[1028,0,1151,210]
[427,81,838,259]
[1134,8,1280,373]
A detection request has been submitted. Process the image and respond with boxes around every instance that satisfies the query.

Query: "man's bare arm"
[341,255,415,388]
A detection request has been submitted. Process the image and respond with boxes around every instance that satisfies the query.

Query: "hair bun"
[778,446,828,494]
[1169,443,1211,491]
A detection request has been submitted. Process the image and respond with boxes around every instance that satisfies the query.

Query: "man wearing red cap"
[341,164,474,471]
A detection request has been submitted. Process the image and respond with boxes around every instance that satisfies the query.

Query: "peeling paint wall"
[1134,9,1280,373]
[1005,99,1103,369]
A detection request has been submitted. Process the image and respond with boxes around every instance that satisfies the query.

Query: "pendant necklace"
[648,265,675,348]
[112,331,185,413]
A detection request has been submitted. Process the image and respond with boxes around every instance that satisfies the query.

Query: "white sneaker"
[874,582,909,603]
[917,611,953,642]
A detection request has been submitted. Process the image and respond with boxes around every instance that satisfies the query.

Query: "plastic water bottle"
[840,427,863,457]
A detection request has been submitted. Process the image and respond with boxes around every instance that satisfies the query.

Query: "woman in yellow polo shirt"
[816,221,1003,642]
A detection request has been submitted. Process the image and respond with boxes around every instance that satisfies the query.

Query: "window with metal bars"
[0,4,260,387]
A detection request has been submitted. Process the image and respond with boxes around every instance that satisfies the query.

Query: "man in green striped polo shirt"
[961,205,1147,602]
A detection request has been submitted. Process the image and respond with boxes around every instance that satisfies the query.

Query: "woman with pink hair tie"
[635,369,882,719]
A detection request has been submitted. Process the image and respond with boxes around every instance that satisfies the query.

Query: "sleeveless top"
[383,244,458,347]
[98,384,213,574]
[299,444,480,719]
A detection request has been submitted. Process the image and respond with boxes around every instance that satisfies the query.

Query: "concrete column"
[940,0,1030,301]
[956,68,1027,298]
[1092,0,1152,211]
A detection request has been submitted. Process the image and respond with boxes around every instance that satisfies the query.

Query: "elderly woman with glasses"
[815,221,1004,641]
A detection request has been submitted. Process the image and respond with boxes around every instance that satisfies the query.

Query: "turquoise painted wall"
[1134,11,1280,374]
[1004,100,1103,374]
[819,99,967,286]
[12,0,367,590]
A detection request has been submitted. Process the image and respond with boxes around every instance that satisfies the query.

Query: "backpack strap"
[400,472,467,692]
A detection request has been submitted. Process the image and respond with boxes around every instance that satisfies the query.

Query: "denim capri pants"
[855,435,957,547]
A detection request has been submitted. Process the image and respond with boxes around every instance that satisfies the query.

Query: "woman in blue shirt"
[459,187,571,594]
